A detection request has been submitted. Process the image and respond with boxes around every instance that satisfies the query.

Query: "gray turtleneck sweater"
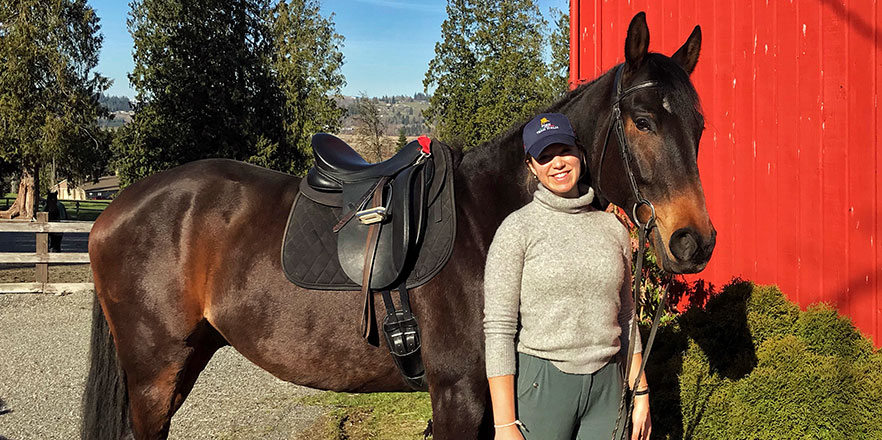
[483,184,641,377]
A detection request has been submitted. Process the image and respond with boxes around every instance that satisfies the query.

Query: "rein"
[596,65,671,440]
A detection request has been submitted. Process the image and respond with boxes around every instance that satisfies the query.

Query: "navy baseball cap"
[523,113,577,158]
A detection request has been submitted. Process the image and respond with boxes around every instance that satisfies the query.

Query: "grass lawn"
[297,392,433,440]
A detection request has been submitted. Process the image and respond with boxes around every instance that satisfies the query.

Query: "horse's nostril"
[670,228,698,262]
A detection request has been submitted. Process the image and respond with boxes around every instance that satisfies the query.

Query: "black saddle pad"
[281,141,456,291]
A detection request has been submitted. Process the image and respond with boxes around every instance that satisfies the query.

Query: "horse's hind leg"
[117,317,227,439]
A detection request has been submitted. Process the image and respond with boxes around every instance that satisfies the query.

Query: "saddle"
[281,133,456,390]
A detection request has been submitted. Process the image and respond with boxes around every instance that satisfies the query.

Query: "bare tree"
[354,93,387,162]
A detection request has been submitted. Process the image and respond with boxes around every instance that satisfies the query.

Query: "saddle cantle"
[281,133,456,390]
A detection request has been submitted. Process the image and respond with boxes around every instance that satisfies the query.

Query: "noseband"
[596,64,659,229]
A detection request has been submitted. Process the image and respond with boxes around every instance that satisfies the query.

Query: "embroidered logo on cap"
[535,117,559,135]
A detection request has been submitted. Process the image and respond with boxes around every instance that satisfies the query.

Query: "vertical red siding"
[571,0,882,347]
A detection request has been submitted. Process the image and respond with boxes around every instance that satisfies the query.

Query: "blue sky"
[91,0,568,99]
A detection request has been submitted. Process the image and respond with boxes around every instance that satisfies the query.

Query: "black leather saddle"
[282,134,455,390]
[283,133,455,292]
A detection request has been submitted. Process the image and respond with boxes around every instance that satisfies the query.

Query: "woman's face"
[527,143,582,198]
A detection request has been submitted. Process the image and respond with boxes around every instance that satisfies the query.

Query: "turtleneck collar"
[534,183,595,213]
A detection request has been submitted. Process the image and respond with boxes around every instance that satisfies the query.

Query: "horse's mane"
[453,54,703,176]
[459,73,608,162]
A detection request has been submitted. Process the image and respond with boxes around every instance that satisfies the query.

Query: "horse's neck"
[553,73,614,169]
[454,132,532,249]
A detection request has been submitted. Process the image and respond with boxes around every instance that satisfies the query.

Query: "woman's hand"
[494,424,525,440]
[630,394,651,440]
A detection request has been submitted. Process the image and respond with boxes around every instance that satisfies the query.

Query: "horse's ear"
[625,12,650,70]
[673,25,701,75]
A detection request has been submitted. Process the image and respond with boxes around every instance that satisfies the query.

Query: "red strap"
[417,135,432,154]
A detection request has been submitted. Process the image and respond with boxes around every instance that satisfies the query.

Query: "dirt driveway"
[0,265,326,440]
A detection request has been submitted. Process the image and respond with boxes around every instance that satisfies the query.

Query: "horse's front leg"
[428,372,493,439]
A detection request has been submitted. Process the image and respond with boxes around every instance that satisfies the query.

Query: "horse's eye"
[635,117,653,132]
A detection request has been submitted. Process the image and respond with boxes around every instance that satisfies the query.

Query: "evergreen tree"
[423,0,480,149]
[0,0,111,219]
[424,0,561,150]
[115,0,286,185]
[396,128,408,151]
[263,0,345,175]
[549,7,570,97]
[472,0,551,143]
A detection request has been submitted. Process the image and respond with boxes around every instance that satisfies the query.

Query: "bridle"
[597,65,672,440]
[595,64,659,229]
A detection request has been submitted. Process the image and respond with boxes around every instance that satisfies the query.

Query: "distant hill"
[337,93,430,137]
[93,93,431,135]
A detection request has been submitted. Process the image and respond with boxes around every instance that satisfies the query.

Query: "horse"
[81,12,714,440]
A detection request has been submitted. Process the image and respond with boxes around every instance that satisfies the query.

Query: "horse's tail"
[80,292,131,440]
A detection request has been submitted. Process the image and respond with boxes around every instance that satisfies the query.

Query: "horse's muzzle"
[664,226,716,274]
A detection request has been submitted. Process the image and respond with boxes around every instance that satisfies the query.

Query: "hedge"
[645,280,882,439]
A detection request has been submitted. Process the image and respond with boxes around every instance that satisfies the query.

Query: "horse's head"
[587,12,715,274]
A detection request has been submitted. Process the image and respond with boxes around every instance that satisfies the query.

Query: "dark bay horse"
[82,12,714,439]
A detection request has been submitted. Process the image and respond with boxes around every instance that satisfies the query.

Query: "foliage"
[0,0,111,209]
[114,0,284,185]
[98,94,133,112]
[114,0,344,185]
[353,93,387,162]
[646,280,882,439]
[549,7,570,97]
[423,0,567,149]
[397,128,408,151]
[298,391,432,440]
[266,0,345,175]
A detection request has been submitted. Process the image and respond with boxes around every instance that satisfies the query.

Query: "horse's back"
[89,159,299,303]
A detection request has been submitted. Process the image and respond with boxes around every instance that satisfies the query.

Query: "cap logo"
[535,117,559,135]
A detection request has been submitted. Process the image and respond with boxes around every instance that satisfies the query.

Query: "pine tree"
[472,0,551,143]
[263,0,346,175]
[396,128,408,151]
[114,0,286,185]
[0,0,111,219]
[549,7,570,96]
[423,0,480,149]
[423,0,557,150]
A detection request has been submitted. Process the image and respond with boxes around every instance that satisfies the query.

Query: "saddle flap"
[337,164,427,289]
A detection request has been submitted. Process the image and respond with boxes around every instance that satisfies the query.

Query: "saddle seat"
[308,133,428,192]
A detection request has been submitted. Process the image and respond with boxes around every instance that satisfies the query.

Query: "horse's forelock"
[646,54,704,131]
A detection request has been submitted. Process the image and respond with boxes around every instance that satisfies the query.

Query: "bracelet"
[634,387,650,396]
[494,420,524,429]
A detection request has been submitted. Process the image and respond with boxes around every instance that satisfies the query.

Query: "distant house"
[52,179,86,200]
[81,176,120,200]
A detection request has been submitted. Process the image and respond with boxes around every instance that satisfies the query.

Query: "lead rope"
[611,216,669,440]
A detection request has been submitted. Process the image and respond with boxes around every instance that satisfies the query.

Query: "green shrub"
[647,280,882,439]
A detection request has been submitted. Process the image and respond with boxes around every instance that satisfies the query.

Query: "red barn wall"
[570,0,881,347]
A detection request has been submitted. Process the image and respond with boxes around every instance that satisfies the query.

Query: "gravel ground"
[0,265,327,440]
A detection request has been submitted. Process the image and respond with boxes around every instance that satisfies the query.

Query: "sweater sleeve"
[617,225,643,356]
[483,214,526,378]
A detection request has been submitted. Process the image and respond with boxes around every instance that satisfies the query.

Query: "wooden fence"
[0,213,93,295]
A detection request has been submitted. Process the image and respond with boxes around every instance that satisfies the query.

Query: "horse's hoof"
[423,418,433,439]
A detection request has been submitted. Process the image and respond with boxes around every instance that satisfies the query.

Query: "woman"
[483,113,651,440]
